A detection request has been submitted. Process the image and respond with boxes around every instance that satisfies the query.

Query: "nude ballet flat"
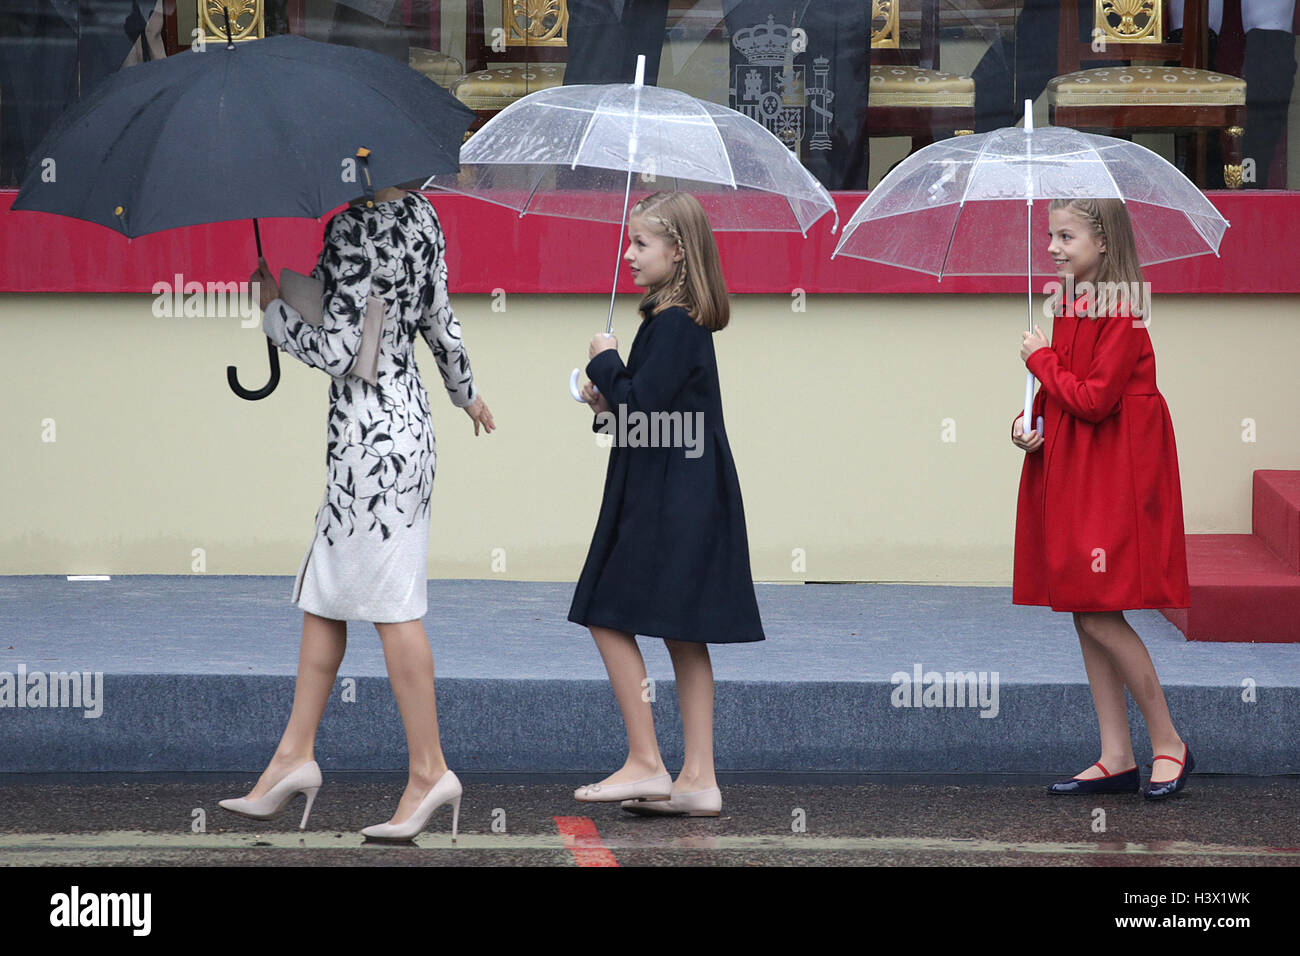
[621,787,722,817]
[361,770,463,842]
[218,760,323,831]
[574,772,672,803]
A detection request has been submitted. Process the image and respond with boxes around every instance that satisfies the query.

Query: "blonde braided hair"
[630,192,730,331]
[1048,198,1145,320]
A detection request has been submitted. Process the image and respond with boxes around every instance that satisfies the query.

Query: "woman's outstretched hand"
[589,332,618,359]
[580,380,610,415]
[1012,416,1043,453]
[465,395,495,436]
[250,257,279,312]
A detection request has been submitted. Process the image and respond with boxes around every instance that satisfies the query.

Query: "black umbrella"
[12,23,475,398]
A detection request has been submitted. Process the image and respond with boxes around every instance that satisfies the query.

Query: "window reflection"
[0,2,1296,191]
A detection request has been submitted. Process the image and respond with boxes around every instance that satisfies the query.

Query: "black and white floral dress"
[261,192,476,623]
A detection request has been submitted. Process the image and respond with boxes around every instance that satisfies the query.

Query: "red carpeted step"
[1161,534,1300,642]
[1253,470,1300,573]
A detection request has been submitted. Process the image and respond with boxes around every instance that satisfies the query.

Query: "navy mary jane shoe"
[1143,745,1194,801]
[1047,761,1140,795]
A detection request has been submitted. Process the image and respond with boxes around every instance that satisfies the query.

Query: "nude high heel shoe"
[361,770,463,842]
[219,760,323,831]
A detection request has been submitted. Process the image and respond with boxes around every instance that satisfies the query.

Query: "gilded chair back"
[502,1,569,48]
[1094,1,1163,44]
[197,0,265,43]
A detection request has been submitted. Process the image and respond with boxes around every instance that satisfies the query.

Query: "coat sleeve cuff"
[586,348,623,396]
[1025,347,1055,378]
[262,298,291,345]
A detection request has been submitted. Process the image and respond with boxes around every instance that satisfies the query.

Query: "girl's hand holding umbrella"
[589,332,618,359]
[1012,417,1044,453]
[1020,325,1048,363]
[577,333,617,411]
[580,381,610,415]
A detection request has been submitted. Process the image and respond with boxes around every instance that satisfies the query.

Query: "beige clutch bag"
[279,268,383,386]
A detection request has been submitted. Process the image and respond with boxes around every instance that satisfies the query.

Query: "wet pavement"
[1,773,1296,868]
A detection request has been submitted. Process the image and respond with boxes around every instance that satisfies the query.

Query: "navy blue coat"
[567,302,765,644]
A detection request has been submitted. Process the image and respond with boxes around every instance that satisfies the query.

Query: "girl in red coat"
[1012,197,1193,800]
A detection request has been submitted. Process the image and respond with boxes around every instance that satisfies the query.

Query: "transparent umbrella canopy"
[424,55,838,399]
[833,102,1230,431]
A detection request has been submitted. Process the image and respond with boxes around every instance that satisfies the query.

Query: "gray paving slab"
[2,576,1297,684]
[1,577,1296,774]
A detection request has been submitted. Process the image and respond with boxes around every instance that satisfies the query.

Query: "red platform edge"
[1254,470,1300,572]
[2,190,1299,294]
[1161,471,1300,643]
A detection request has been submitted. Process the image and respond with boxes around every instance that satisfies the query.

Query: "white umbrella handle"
[569,368,595,402]
[1024,372,1042,437]
[1022,98,1041,438]
[570,331,615,401]
[570,368,605,403]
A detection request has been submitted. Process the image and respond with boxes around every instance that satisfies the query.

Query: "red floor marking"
[553,816,619,867]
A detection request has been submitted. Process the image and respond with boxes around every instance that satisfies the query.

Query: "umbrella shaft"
[606,164,635,336]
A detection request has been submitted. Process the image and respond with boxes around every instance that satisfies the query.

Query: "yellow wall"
[2,292,1297,581]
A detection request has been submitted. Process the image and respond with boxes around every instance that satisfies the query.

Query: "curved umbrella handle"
[228,337,282,400]
[569,367,597,403]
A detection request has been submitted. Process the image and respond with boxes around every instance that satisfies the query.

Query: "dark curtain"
[563,0,670,85]
[0,0,152,186]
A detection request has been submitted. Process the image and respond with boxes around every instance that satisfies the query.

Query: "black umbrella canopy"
[12,33,476,236]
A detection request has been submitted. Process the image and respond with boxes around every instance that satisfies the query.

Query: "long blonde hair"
[1049,198,1145,320]
[629,192,730,331]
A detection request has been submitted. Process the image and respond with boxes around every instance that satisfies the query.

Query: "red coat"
[1013,296,1190,612]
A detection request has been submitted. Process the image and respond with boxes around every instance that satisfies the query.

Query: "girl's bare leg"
[374,617,450,824]
[588,626,668,784]
[1074,611,1185,783]
[244,611,346,799]
[1069,612,1136,780]
[664,639,718,793]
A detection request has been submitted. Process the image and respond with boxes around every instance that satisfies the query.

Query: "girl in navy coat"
[568,191,765,817]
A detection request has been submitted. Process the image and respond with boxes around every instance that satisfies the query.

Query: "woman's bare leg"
[588,626,667,784]
[374,617,449,824]
[1068,612,1136,780]
[1074,611,1185,783]
[245,611,346,799]
[664,639,718,793]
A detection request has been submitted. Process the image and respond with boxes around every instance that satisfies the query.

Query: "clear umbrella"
[832,102,1229,431]
[424,55,837,399]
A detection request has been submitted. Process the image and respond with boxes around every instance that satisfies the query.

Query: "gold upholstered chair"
[867,0,977,154]
[1047,0,1247,188]
[454,1,571,131]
